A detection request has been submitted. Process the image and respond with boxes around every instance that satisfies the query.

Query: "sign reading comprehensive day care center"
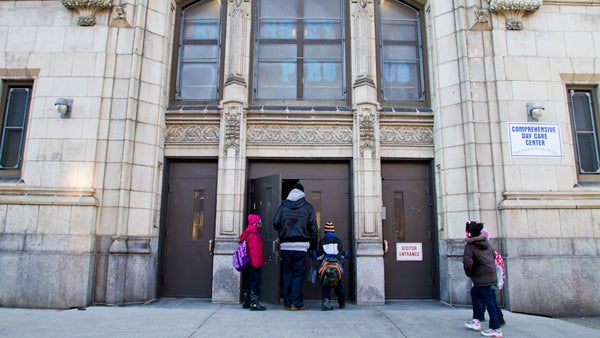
[396,243,423,261]
[508,123,563,158]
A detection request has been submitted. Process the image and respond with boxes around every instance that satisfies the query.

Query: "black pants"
[322,282,345,305]
[243,266,262,294]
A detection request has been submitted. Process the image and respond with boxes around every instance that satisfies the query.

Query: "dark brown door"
[249,174,281,304]
[382,162,434,299]
[161,161,217,297]
[249,161,352,301]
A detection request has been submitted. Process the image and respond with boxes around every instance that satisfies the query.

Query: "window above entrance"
[252,0,347,104]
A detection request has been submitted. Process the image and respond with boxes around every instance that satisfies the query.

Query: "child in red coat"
[240,214,267,311]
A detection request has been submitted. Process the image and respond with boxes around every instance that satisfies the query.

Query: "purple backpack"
[232,240,250,271]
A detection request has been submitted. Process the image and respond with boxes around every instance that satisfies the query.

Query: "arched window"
[379,1,425,103]
[254,0,346,102]
[175,0,223,102]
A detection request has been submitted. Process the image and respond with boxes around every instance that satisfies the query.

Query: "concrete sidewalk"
[0,298,598,338]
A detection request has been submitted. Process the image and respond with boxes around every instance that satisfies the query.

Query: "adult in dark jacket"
[273,182,317,310]
[463,221,502,337]
[240,214,266,311]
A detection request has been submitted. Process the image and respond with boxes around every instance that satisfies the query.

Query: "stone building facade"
[0,0,599,316]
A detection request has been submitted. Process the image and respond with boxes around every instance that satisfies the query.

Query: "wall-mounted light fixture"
[527,102,544,121]
[54,98,73,118]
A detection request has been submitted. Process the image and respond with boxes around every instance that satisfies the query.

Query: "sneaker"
[290,305,305,311]
[465,319,482,331]
[250,301,266,311]
[481,328,503,337]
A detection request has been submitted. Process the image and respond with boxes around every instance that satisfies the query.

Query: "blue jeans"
[281,250,307,308]
[472,285,501,330]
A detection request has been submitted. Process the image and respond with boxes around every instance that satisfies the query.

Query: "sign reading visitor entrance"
[396,242,423,261]
[508,122,563,158]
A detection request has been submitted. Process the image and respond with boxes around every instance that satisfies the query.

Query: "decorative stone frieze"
[247,124,352,146]
[62,0,112,26]
[165,124,220,144]
[380,125,434,147]
[488,0,543,30]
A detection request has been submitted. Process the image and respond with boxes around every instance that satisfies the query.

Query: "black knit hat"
[466,220,483,237]
[292,182,304,192]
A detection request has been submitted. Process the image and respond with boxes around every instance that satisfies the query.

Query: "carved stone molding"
[488,0,543,30]
[358,106,376,154]
[62,0,112,26]
[223,106,242,153]
[232,0,250,8]
[351,0,371,8]
[165,124,220,144]
[110,4,131,28]
[380,125,434,147]
[352,0,375,86]
[225,0,250,86]
[247,124,352,146]
[468,6,491,31]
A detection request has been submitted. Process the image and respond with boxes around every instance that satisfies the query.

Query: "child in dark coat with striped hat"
[314,221,346,311]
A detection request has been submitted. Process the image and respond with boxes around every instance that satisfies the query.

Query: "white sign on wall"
[508,123,563,158]
[396,242,423,261]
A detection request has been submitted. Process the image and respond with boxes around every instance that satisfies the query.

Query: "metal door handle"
[208,239,214,255]
[273,238,280,260]
[383,240,389,255]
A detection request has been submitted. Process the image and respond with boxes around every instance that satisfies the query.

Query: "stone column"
[100,0,161,305]
[353,105,385,305]
[350,0,385,305]
[211,0,251,303]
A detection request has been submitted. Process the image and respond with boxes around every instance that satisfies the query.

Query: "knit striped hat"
[324,221,335,233]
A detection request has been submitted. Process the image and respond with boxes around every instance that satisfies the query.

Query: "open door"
[249,161,353,302]
[249,174,281,304]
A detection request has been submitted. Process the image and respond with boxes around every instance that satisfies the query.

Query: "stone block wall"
[0,232,95,309]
